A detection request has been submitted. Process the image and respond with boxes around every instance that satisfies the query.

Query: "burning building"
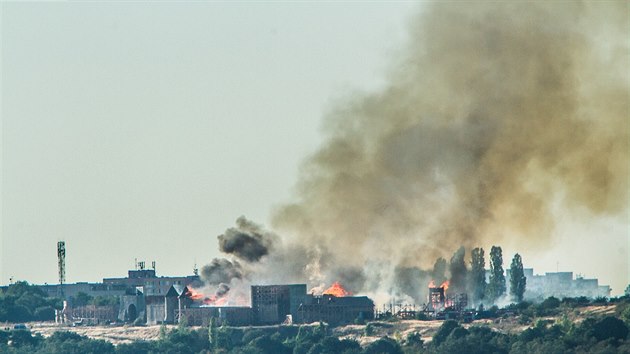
[249,283,374,325]
[169,282,376,327]
[298,294,374,325]
[177,306,253,326]
[251,284,307,325]
[175,285,252,326]
[425,280,467,314]
[296,281,374,325]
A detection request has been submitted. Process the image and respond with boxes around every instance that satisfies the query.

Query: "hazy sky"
[1,1,415,284]
[2,2,628,295]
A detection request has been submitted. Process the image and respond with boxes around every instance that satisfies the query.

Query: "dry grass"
[26,304,619,346]
[29,322,179,345]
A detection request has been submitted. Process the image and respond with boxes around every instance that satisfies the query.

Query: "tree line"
[432,245,527,307]
[0,282,119,323]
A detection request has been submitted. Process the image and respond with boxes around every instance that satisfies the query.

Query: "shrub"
[34,306,55,321]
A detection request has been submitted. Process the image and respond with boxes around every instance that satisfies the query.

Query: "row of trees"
[0,282,61,323]
[433,246,527,306]
[0,282,120,324]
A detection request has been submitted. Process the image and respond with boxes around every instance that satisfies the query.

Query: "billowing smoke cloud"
[201,258,243,285]
[393,266,431,304]
[215,283,230,297]
[200,3,627,304]
[269,2,628,298]
[218,216,274,262]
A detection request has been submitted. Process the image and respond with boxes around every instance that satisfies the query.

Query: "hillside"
[25,303,619,346]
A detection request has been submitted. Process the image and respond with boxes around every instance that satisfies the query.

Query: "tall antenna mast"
[57,241,66,297]
[57,241,66,284]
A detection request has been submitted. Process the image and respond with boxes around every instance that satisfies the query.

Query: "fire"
[428,280,450,292]
[440,280,449,292]
[186,287,228,305]
[323,282,351,297]
[187,287,205,300]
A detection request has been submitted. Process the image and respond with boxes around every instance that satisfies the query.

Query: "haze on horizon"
[1,2,628,295]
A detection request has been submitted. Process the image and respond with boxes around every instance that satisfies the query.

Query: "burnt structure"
[251,284,307,325]
[426,286,467,313]
[427,287,445,312]
[298,294,374,325]
[250,284,374,325]
[178,306,253,326]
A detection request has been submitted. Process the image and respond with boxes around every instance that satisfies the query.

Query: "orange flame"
[428,280,449,292]
[323,282,350,297]
[440,280,449,292]
[186,287,229,305]
[187,287,205,300]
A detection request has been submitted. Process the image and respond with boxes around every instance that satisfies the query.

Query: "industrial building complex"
[2,245,613,327]
[21,261,375,327]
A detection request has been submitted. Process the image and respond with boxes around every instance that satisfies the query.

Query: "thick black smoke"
[201,258,243,285]
[218,216,273,262]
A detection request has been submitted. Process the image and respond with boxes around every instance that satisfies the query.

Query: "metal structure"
[427,286,445,311]
[57,241,66,297]
[57,241,66,284]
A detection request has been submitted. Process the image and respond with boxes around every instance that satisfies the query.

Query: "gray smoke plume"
[431,258,448,284]
[215,283,230,297]
[201,258,243,285]
[272,2,628,291]
[449,247,468,294]
[328,266,367,294]
[393,266,432,304]
[218,216,274,262]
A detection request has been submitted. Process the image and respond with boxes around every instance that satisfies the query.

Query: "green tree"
[91,296,119,306]
[34,306,55,321]
[469,247,486,305]
[509,253,527,302]
[486,246,506,303]
[449,247,468,294]
[592,316,629,342]
[364,337,403,354]
[208,317,217,350]
[432,320,460,346]
[249,334,290,354]
[5,281,46,298]
[72,292,93,307]
[404,331,424,350]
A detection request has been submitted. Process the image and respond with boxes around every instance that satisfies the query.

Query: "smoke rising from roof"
[201,2,627,302]
[201,258,244,285]
[269,2,627,296]
[215,283,230,297]
[218,216,274,262]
